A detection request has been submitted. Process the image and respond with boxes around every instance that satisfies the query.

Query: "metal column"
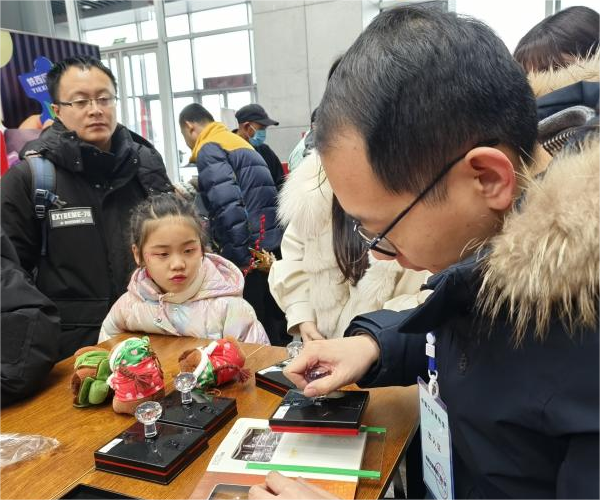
[64,0,82,41]
[153,0,179,181]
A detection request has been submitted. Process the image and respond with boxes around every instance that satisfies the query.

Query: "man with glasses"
[1,56,173,359]
[248,5,598,500]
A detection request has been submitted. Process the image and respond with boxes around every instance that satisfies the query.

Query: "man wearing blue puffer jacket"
[179,104,286,345]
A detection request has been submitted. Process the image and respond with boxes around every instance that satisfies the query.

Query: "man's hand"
[283,334,380,397]
[248,471,338,499]
[299,321,325,342]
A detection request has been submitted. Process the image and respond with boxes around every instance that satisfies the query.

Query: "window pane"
[249,30,256,84]
[173,96,195,167]
[168,40,194,92]
[127,97,138,133]
[179,164,197,183]
[106,56,122,122]
[166,14,190,37]
[202,94,224,122]
[140,100,152,141]
[193,31,251,85]
[130,55,144,96]
[227,91,251,112]
[125,52,159,96]
[115,98,122,123]
[123,55,133,96]
[84,24,138,47]
[148,100,165,161]
[106,57,119,83]
[190,4,248,33]
[141,19,158,40]
[453,0,546,53]
[144,53,159,95]
[559,0,599,8]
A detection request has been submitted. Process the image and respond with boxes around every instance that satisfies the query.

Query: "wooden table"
[1,335,418,499]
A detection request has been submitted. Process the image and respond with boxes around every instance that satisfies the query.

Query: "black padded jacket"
[0,121,173,358]
[1,228,60,406]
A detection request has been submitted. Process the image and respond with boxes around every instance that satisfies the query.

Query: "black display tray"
[255,358,296,396]
[94,421,207,484]
[269,389,369,435]
[60,484,138,499]
[158,390,237,438]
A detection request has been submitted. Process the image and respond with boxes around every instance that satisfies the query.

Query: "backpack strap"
[26,156,58,257]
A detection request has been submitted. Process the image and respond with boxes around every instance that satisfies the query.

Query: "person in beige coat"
[268,152,430,341]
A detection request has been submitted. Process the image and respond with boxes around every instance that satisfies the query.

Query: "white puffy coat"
[268,152,430,339]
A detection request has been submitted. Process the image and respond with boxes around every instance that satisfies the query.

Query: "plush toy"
[106,336,165,415]
[178,337,250,390]
[71,346,112,407]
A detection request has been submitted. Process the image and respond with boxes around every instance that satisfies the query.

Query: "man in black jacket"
[1,228,60,405]
[234,104,285,191]
[248,6,599,500]
[1,56,173,359]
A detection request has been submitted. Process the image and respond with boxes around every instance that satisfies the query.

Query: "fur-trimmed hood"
[479,134,598,342]
[400,134,598,345]
[528,52,599,98]
[277,152,332,238]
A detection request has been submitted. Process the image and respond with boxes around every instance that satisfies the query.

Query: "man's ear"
[184,121,194,135]
[464,146,516,212]
[51,103,60,119]
[132,244,142,266]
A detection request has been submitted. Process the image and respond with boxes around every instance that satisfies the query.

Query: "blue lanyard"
[426,332,439,397]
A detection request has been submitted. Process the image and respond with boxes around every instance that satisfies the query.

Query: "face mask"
[249,126,266,147]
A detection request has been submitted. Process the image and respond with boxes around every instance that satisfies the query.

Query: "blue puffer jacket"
[191,122,282,267]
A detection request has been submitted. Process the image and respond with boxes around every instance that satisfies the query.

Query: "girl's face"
[133,216,203,294]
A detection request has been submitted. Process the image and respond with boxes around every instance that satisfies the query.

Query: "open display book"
[191,418,383,500]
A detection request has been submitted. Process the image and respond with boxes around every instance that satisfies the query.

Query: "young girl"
[99,193,269,344]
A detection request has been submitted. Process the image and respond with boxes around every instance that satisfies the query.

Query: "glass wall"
[79,2,158,46]
[452,0,545,52]
[54,0,256,181]
[378,1,598,55]
[163,1,256,178]
[451,0,599,52]
[558,0,598,8]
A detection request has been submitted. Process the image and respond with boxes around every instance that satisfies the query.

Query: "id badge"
[418,376,454,500]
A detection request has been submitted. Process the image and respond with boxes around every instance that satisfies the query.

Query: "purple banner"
[1,29,100,129]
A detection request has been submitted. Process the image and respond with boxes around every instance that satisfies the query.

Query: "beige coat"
[268,153,430,339]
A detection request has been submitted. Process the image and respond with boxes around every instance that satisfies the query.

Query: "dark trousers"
[243,270,289,346]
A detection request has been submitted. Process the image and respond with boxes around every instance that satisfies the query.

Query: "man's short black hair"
[47,56,117,102]
[179,103,214,126]
[315,4,538,200]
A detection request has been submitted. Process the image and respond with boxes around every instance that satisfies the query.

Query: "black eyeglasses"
[56,95,117,110]
[354,139,500,257]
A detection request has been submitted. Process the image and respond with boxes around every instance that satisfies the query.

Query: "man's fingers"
[248,483,277,500]
[304,373,342,397]
[283,352,315,388]
[283,340,333,390]
[296,477,337,499]
[264,471,295,493]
